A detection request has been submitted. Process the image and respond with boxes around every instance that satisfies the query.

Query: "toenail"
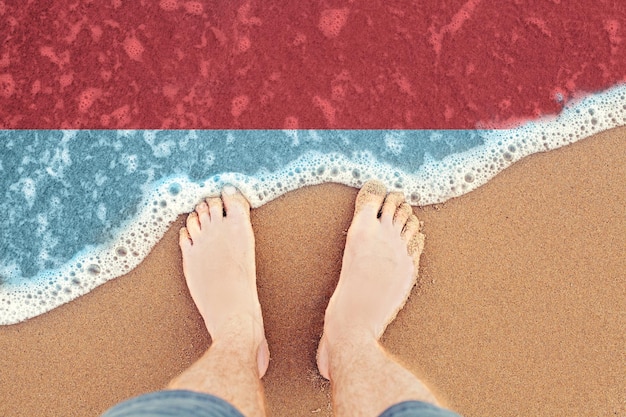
[223,185,237,195]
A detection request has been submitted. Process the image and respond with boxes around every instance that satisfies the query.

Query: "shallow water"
[1,84,625,325]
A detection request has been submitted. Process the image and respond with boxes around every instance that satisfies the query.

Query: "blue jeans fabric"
[101,390,463,417]
[101,390,245,417]
[379,400,462,417]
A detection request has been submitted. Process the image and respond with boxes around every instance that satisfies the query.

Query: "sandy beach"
[0,127,624,417]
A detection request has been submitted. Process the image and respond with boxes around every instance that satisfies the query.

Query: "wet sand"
[0,128,624,417]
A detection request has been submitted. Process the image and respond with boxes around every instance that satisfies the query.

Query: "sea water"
[1,84,625,325]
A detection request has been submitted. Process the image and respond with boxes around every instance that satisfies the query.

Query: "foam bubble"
[318,8,349,38]
[122,37,144,61]
[284,116,299,130]
[231,95,250,118]
[183,1,203,15]
[384,132,405,155]
[22,178,36,205]
[111,105,131,126]
[236,36,251,53]
[159,0,178,11]
[144,131,176,158]
[121,154,138,173]
[77,88,102,113]
[96,203,107,223]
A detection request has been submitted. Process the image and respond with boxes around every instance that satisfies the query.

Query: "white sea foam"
[10,178,37,209]
[384,132,405,155]
[1,85,625,325]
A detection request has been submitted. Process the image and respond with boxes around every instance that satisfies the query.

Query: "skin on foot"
[317,180,425,380]
[179,185,270,378]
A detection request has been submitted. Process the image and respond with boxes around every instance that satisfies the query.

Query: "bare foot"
[317,180,425,380]
[179,185,270,378]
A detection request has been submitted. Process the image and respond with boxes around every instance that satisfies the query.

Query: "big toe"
[221,185,251,218]
[354,180,387,218]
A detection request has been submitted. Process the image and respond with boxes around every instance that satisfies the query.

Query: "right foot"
[179,186,270,378]
[317,180,425,380]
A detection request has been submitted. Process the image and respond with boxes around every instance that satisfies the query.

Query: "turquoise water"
[1,85,625,325]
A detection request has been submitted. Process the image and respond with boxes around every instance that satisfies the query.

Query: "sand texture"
[0,128,624,417]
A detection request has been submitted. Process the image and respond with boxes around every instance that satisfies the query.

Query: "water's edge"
[1,85,625,325]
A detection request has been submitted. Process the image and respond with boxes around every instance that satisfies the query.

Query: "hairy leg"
[168,186,269,417]
[318,180,440,417]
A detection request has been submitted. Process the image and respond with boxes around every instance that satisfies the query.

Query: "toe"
[195,201,210,227]
[402,215,425,271]
[221,185,251,218]
[354,180,387,218]
[394,203,413,231]
[207,197,224,222]
[179,226,192,248]
[408,232,425,257]
[380,192,405,225]
[401,214,420,242]
[186,211,201,238]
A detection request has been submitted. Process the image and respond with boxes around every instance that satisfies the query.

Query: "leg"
[317,180,441,417]
[168,186,270,417]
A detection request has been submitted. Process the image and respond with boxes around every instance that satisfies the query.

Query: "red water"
[0,0,624,128]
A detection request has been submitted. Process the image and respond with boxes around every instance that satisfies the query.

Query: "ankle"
[323,313,379,343]
[325,326,378,357]
[209,314,264,348]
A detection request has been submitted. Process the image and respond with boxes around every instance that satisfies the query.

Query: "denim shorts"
[101,390,462,417]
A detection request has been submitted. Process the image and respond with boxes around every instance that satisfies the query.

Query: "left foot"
[317,180,425,380]
[179,186,270,378]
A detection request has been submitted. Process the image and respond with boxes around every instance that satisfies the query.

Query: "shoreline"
[4,82,626,326]
[0,127,624,417]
